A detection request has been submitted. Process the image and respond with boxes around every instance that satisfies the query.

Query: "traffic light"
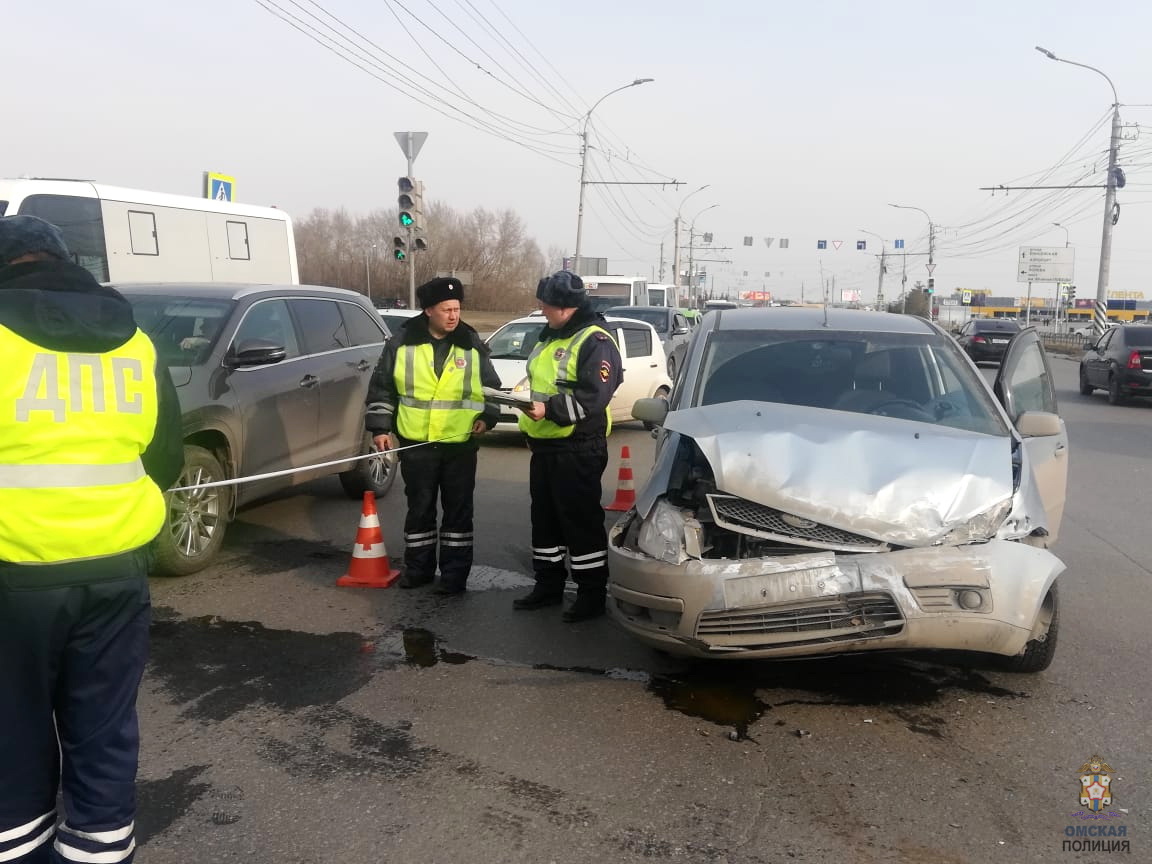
[927,278,935,294]
[397,176,424,230]
[413,236,428,252]
[392,235,407,261]
[703,232,713,244]
[1068,285,1077,304]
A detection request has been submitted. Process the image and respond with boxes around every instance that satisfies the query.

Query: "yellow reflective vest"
[394,343,486,443]
[519,325,613,439]
[0,325,167,563]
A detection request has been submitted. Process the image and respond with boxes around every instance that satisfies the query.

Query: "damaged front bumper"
[606,510,1064,661]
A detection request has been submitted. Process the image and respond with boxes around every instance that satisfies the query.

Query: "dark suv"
[955,318,1022,363]
[117,283,395,575]
[1079,324,1152,404]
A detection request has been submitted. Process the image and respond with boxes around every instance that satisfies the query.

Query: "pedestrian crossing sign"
[203,171,235,202]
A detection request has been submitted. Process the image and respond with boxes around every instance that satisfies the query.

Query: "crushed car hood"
[659,401,1014,546]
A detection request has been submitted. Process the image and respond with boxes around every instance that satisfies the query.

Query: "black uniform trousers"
[0,561,150,864]
[529,443,610,597]
[398,442,477,589]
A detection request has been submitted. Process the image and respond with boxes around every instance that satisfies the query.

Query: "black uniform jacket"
[0,259,184,584]
[528,304,624,452]
[365,313,501,446]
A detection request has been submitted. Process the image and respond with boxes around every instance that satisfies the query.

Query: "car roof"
[971,318,1021,330]
[706,307,937,334]
[377,308,423,317]
[494,314,660,331]
[605,305,670,314]
[109,282,366,302]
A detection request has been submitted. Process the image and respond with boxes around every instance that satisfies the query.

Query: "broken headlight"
[637,498,703,565]
[938,499,1013,546]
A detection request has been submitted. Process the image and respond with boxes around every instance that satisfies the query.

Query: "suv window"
[291,298,349,354]
[341,301,386,347]
[233,298,301,358]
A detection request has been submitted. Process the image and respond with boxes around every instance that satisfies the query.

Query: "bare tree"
[296,202,544,312]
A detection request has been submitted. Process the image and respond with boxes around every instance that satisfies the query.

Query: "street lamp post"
[365,244,376,303]
[572,78,654,274]
[1036,46,1120,339]
[687,203,719,302]
[858,228,889,310]
[672,184,709,305]
[889,203,935,316]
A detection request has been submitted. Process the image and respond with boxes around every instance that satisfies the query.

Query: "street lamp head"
[1035,45,1057,60]
[632,78,655,86]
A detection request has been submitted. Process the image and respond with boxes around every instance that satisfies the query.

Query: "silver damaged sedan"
[609,308,1068,672]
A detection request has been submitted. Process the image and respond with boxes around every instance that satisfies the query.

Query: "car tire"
[1107,374,1126,406]
[154,444,231,577]
[999,583,1059,674]
[642,387,671,432]
[339,431,397,499]
[1078,366,1094,395]
[667,356,676,380]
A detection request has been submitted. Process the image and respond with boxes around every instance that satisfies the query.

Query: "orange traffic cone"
[606,445,637,512]
[336,492,400,588]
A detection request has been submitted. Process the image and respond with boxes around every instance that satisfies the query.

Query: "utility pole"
[1035,47,1121,339]
[658,240,665,282]
[671,216,681,298]
[876,248,886,310]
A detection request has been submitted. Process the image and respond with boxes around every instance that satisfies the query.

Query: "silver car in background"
[609,308,1068,672]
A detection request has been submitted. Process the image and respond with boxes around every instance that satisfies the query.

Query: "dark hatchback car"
[117,283,396,575]
[606,305,692,378]
[1079,324,1152,404]
[955,318,1022,363]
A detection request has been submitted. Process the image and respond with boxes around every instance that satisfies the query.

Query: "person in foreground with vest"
[513,271,624,622]
[365,277,500,594]
[0,216,183,864]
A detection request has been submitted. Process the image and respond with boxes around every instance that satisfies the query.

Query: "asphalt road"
[137,357,1150,863]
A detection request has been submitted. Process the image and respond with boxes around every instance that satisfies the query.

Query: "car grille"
[706,494,887,553]
[696,592,904,647]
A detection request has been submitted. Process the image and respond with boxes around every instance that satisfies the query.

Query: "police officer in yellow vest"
[365,277,500,594]
[0,216,183,864]
[513,272,624,622]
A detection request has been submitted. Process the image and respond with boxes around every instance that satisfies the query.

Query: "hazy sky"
[8,1,1152,302]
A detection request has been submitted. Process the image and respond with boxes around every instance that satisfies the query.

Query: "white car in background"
[485,315,673,429]
[377,307,423,338]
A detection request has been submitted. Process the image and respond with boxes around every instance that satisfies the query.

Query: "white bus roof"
[0,178,292,222]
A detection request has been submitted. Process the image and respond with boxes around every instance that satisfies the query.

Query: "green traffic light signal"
[399,212,414,227]
[394,249,406,261]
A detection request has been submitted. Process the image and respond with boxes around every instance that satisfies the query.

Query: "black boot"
[432,579,467,596]
[398,570,434,589]
[513,584,564,610]
[562,593,606,623]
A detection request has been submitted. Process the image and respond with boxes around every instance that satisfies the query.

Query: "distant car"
[1079,324,1152,404]
[484,315,673,429]
[610,308,1068,672]
[119,282,396,576]
[605,305,692,379]
[377,307,423,338]
[955,318,1022,363]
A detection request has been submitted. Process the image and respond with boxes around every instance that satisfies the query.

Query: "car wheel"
[154,444,231,577]
[999,584,1059,674]
[1107,374,1126,405]
[642,386,671,432]
[667,356,676,380]
[339,431,397,499]
[1078,366,1094,396]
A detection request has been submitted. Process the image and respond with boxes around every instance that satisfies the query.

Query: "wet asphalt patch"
[136,765,211,844]
[148,614,375,722]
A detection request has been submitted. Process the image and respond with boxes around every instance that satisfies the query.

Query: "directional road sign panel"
[1017,246,1074,283]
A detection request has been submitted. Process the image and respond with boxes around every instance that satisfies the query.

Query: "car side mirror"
[1016,410,1061,438]
[225,339,287,368]
[673,325,689,336]
[632,396,669,427]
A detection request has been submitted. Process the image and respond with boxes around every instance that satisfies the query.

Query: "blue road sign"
[817,240,827,250]
[204,171,235,202]
[895,239,905,249]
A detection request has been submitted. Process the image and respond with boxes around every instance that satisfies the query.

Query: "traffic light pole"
[406,153,416,309]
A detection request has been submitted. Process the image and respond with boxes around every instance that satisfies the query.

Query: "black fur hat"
[416,276,464,309]
[0,215,70,265]
[536,271,587,308]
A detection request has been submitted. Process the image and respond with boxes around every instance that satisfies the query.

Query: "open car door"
[993,328,1069,543]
